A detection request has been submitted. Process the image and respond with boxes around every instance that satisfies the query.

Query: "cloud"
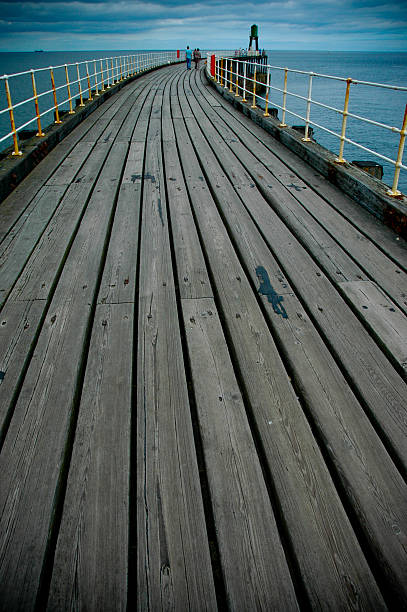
[0,0,406,51]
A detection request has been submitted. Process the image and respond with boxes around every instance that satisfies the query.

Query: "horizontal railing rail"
[206,53,407,197]
[0,51,182,157]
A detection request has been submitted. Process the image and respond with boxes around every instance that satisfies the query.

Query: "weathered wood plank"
[0,140,124,611]
[163,139,212,299]
[45,141,95,186]
[46,303,132,611]
[340,279,407,373]
[173,79,386,610]
[197,69,407,268]
[0,185,66,307]
[0,79,137,241]
[277,172,407,314]
[0,299,44,439]
[182,298,299,610]
[8,144,112,302]
[137,86,217,610]
[176,95,407,605]
[184,73,407,474]
[164,76,298,606]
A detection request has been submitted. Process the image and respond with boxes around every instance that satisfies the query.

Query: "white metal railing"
[0,51,182,157]
[206,53,407,197]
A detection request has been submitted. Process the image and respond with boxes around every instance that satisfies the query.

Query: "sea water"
[0,50,406,193]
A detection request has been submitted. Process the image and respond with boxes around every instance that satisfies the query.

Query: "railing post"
[220,58,224,87]
[335,78,352,163]
[112,58,116,83]
[65,64,75,114]
[86,62,93,100]
[100,60,105,91]
[387,104,407,197]
[264,66,270,117]
[31,70,45,136]
[242,62,247,102]
[279,68,288,127]
[105,59,111,88]
[50,67,62,124]
[120,57,123,81]
[94,60,99,96]
[302,72,313,142]
[251,67,257,108]
[229,60,234,92]
[235,60,239,96]
[4,77,22,155]
[76,63,85,106]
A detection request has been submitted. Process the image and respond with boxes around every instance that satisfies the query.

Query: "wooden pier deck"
[0,62,406,611]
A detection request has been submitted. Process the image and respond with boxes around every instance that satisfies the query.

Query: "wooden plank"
[137,87,216,609]
[182,298,299,610]
[45,141,95,186]
[98,142,143,305]
[277,172,407,314]
[183,78,407,474]
[340,279,407,373]
[0,185,67,307]
[172,87,386,610]
[186,87,368,284]
[46,303,132,611]
[196,71,407,271]
[163,139,212,299]
[175,98,407,605]
[0,139,124,611]
[0,300,44,439]
[8,144,112,302]
[164,79,299,606]
[0,81,136,241]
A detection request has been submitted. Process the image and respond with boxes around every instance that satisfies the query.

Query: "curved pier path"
[0,63,406,611]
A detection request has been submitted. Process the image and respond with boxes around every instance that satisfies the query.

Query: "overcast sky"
[0,0,406,52]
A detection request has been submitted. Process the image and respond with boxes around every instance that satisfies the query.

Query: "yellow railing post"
[336,78,352,163]
[387,104,407,197]
[264,66,270,117]
[224,59,229,89]
[220,58,224,87]
[50,67,62,124]
[4,77,22,155]
[119,57,123,81]
[31,70,45,136]
[229,60,234,92]
[65,64,75,114]
[242,62,247,102]
[112,58,115,82]
[94,60,99,96]
[86,62,93,100]
[100,60,105,92]
[76,63,85,106]
[279,68,288,127]
[235,60,239,96]
[251,67,257,108]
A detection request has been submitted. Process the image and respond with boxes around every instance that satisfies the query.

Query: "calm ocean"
[0,50,406,193]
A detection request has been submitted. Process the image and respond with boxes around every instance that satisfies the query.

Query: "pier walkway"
[0,62,406,611]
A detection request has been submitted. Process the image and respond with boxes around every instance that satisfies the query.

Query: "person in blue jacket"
[185,46,192,70]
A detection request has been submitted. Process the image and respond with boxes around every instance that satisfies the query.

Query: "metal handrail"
[206,53,407,197]
[0,51,181,156]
